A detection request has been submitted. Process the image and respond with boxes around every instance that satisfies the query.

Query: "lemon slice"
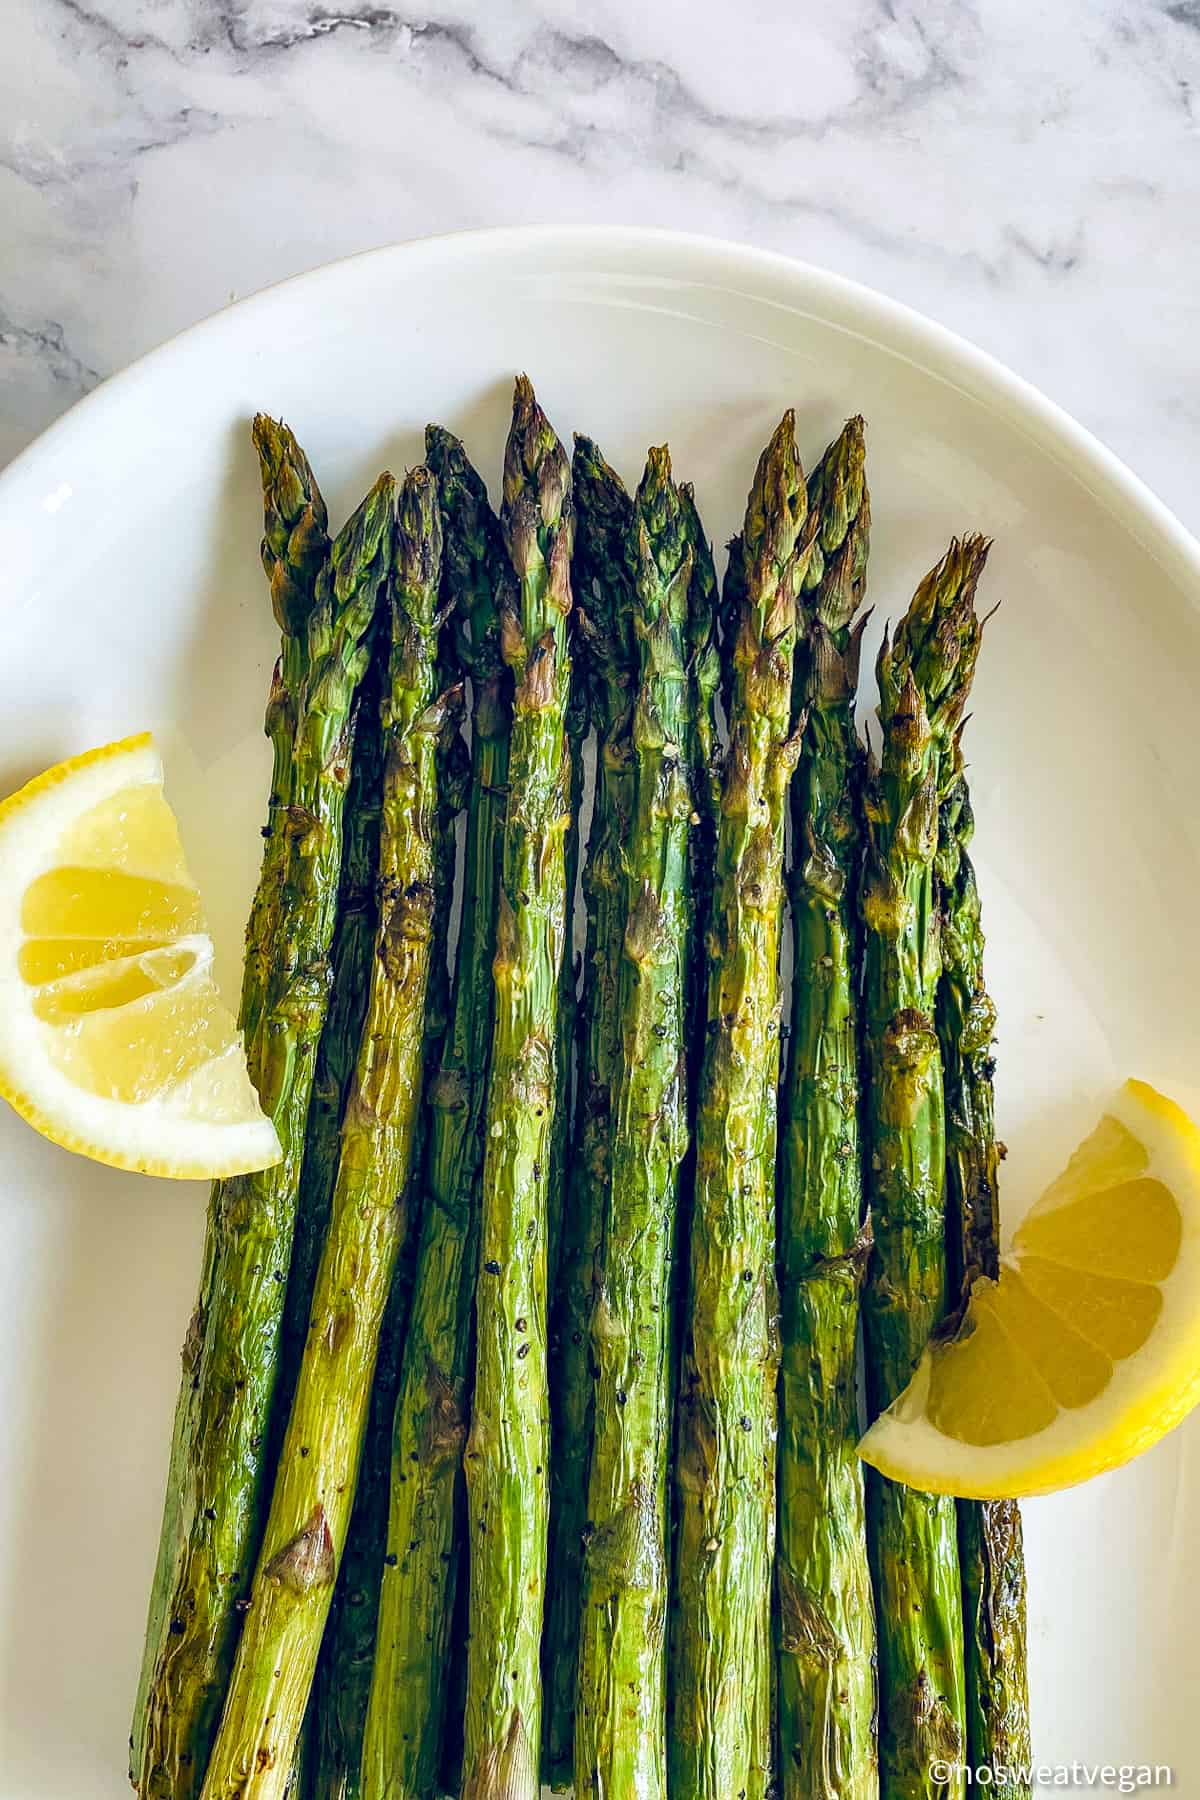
[0,733,280,1178]
[858,1079,1200,1497]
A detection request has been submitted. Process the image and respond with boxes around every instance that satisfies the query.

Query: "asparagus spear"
[777,418,878,1800]
[304,617,469,1800]
[547,646,590,1288]
[936,743,1032,1800]
[359,425,513,1799]
[134,462,395,1800]
[130,418,332,1789]
[542,434,637,1789]
[669,488,723,1706]
[679,486,721,942]
[268,653,386,1476]
[672,414,808,1800]
[305,1262,406,1800]
[860,536,989,1799]
[574,447,697,1800]
[198,467,448,1800]
[277,565,473,1791]
[462,377,575,1800]
[274,656,386,1800]
[240,418,334,1054]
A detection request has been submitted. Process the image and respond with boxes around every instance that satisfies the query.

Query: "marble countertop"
[4,0,1200,532]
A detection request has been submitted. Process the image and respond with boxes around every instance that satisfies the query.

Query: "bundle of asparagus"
[132,445,394,1800]
[198,466,452,1799]
[130,387,1031,1800]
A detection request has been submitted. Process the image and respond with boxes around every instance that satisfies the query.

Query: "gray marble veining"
[4,0,1200,523]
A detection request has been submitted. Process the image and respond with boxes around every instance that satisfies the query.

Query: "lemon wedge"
[0,733,280,1178]
[858,1079,1200,1497]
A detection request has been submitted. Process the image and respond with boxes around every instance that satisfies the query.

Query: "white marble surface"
[3,0,1200,533]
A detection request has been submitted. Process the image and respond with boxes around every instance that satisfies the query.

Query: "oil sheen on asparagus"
[776,417,878,1800]
[133,442,394,1800]
[462,378,574,1800]
[574,446,698,1800]
[672,413,808,1800]
[860,537,990,1798]
[936,735,1032,1800]
[198,467,447,1800]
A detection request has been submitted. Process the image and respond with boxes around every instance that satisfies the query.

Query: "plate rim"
[3,222,1199,599]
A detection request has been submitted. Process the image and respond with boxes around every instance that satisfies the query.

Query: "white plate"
[1,227,1197,1798]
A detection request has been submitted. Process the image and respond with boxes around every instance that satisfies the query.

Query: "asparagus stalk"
[678,485,721,1018]
[426,427,525,1800]
[359,425,513,1799]
[305,1263,406,1800]
[240,418,334,1054]
[859,536,989,1799]
[574,447,697,1800]
[776,418,878,1800]
[278,525,474,1533]
[276,658,386,1800]
[134,461,394,1800]
[198,467,448,1800]
[547,647,590,1289]
[131,418,332,1789]
[268,653,386,1476]
[542,434,637,1789]
[462,377,575,1800]
[672,414,808,1800]
[936,743,1032,1800]
[304,619,469,1800]
[674,487,721,1435]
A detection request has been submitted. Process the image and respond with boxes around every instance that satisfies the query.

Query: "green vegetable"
[574,447,697,1800]
[542,434,637,1789]
[859,535,989,1799]
[360,425,513,1799]
[547,638,590,1291]
[277,654,386,1800]
[777,417,877,1800]
[936,741,1032,1800]
[269,652,386,1478]
[462,377,575,1800]
[133,455,394,1800]
[674,487,721,1434]
[672,413,807,1800]
[304,609,469,1800]
[197,466,447,1800]
[305,1265,406,1800]
[239,418,334,1054]
[678,485,721,959]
